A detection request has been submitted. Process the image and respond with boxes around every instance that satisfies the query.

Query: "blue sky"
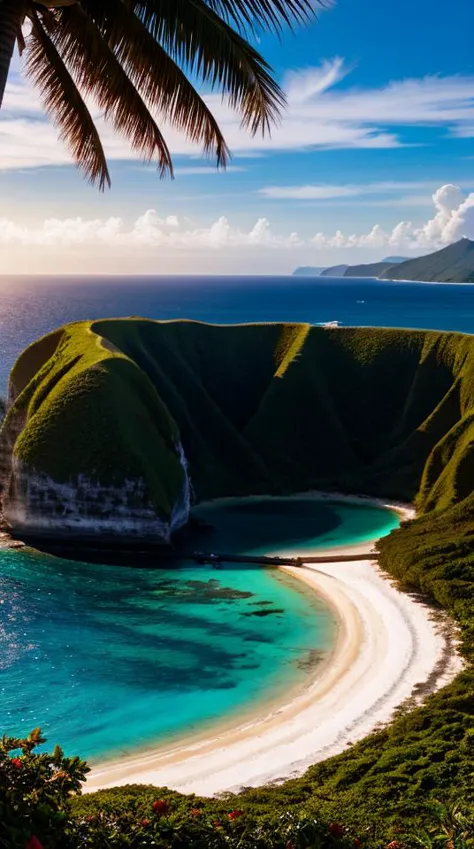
[0,0,473,274]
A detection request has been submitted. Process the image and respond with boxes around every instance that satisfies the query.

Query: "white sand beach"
[86,500,463,796]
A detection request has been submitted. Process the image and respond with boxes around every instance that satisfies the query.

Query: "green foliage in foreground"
[0,731,367,849]
[0,728,87,848]
[6,729,474,849]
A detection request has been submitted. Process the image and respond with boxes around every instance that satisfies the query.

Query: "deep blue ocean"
[0,274,473,392]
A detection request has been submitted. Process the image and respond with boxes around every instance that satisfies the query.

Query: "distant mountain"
[319,264,349,277]
[292,266,326,277]
[382,256,412,263]
[291,255,415,280]
[380,238,474,283]
[344,261,397,278]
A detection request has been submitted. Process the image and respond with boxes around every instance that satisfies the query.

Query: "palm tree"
[0,0,315,188]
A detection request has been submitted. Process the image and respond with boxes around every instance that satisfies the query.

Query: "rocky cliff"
[0,324,190,544]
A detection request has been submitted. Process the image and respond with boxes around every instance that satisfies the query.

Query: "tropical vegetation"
[4,728,474,848]
[0,0,315,188]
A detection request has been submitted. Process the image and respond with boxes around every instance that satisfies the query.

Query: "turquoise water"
[191,497,400,556]
[0,498,399,762]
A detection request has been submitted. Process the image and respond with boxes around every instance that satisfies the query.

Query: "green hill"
[0,322,190,543]
[319,264,350,277]
[380,237,474,282]
[292,266,326,276]
[3,319,474,539]
[343,261,396,277]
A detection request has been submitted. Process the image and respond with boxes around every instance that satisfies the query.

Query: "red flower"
[386,843,404,849]
[152,799,169,816]
[213,820,222,829]
[329,822,345,837]
[286,843,296,849]
[26,838,43,849]
[11,757,22,769]
[190,808,202,817]
[228,810,243,821]
[141,819,151,827]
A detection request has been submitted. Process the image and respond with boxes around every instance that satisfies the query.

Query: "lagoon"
[0,497,399,762]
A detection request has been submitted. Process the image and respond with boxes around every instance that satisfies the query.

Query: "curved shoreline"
[86,500,463,796]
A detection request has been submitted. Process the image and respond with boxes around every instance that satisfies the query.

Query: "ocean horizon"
[1,274,474,394]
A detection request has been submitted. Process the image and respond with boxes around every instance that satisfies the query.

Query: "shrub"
[0,728,88,849]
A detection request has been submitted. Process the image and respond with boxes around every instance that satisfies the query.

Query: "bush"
[4,729,474,848]
[0,730,367,849]
[0,728,87,849]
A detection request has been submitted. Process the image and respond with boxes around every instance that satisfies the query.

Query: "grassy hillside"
[5,319,474,515]
[2,322,186,520]
[343,261,395,277]
[381,237,474,282]
[91,321,474,513]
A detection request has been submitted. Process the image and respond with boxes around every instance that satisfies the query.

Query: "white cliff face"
[171,439,191,532]
[2,446,190,544]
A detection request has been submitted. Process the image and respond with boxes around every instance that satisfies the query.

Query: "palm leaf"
[61,1,229,166]
[133,0,285,133]
[45,5,172,176]
[203,0,317,33]
[24,14,110,189]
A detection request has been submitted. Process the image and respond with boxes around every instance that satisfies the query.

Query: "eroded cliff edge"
[0,324,190,544]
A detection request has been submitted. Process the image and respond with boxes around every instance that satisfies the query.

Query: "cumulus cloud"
[1,59,474,170]
[308,184,474,251]
[0,211,301,251]
[0,185,473,261]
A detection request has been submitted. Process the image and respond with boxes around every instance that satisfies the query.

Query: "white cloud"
[0,210,301,251]
[1,59,474,171]
[308,184,474,251]
[450,125,474,138]
[283,57,349,104]
[261,184,362,200]
[1,185,473,268]
[259,180,437,199]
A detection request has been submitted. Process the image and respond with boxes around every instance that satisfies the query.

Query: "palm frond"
[203,0,317,33]
[63,1,229,166]
[24,14,110,189]
[133,0,285,134]
[45,5,172,176]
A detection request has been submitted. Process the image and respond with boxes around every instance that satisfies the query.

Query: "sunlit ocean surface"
[0,498,399,762]
[0,274,473,392]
